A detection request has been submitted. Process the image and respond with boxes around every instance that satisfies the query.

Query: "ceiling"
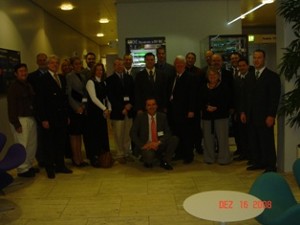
[29,0,276,50]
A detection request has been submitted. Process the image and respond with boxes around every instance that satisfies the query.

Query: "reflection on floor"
[1,148,299,225]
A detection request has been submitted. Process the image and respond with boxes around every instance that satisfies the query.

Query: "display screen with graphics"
[0,48,21,94]
[209,35,248,69]
[125,37,166,68]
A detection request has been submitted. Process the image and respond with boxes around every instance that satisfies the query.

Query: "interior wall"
[276,5,299,172]
[0,0,100,148]
[116,0,242,68]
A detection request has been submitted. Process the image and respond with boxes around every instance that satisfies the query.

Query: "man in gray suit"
[130,98,178,170]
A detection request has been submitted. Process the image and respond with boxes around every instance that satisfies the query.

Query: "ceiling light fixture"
[227,0,274,25]
[60,2,74,11]
[99,18,109,24]
[97,33,104,37]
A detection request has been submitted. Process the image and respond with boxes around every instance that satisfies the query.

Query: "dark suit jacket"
[28,69,44,93]
[106,72,135,119]
[155,62,175,82]
[135,69,167,111]
[36,72,69,127]
[168,70,196,119]
[241,68,281,125]
[130,112,171,149]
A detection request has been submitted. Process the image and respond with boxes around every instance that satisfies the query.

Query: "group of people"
[6,46,281,179]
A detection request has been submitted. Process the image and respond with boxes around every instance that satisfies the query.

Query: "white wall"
[276,6,299,172]
[0,1,101,71]
[116,0,241,67]
[0,0,100,148]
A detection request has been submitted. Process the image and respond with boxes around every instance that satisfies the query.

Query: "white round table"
[183,190,265,225]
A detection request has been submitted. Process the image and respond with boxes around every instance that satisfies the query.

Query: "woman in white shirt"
[85,62,111,167]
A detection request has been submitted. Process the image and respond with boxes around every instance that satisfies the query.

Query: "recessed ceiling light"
[60,3,74,11]
[97,33,104,37]
[99,18,109,24]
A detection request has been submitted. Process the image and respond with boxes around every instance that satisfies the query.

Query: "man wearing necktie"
[130,98,178,170]
[28,53,48,167]
[167,55,196,164]
[36,55,72,178]
[240,49,281,173]
[135,52,168,113]
[106,58,135,164]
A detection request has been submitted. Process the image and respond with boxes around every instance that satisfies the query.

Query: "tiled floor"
[1,147,299,225]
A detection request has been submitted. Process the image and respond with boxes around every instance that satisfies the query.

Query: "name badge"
[157,131,164,137]
[124,96,130,101]
[82,97,88,103]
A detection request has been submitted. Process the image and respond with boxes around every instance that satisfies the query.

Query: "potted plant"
[278,0,300,127]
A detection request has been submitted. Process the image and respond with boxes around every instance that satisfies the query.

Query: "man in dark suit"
[130,98,178,170]
[185,52,206,155]
[241,49,281,173]
[28,53,48,167]
[106,58,135,164]
[135,52,168,113]
[155,46,175,82]
[167,55,196,164]
[36,55,72,179]
[123,53,141,80]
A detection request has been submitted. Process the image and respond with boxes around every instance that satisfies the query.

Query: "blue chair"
[293,158,300,187]
[0,143,26,194]
[249,172,300,225]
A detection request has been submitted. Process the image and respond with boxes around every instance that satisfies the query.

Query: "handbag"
[98,151,114,168]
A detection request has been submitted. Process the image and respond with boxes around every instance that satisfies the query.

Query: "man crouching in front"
[130,98,178,170]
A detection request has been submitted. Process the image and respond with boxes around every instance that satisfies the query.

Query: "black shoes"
[17,170,35,178]
[247,164,265,171]
[55,167,73,174]
[143,163,153,168]
[46,168,55,179]
[17,166,40,178]
[160,161,173,170]
[234,155,247,161]
[29,167,40,173]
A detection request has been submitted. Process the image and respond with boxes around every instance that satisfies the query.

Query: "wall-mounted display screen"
[125,37,166,68]
[0,48,21,94]
[209,35,248,69]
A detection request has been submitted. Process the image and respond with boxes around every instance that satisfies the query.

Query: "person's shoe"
[79,161,89,167]
[55,167,73,174]
[160,161,173,170]
[45,168,55,179]
[143,163,153,168]
[247,165,265,171]
[247,160,254,165]
[183,158,193,164]
[234,155,247,161]
[29,167,40,173]
[233,150,241,156]
[17,170,35,178]
[172,155,183,161]
[195,146,204,154]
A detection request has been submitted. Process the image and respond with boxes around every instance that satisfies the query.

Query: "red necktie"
[151,116,158,142]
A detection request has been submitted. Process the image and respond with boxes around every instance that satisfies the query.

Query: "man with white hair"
[167,55,196,164]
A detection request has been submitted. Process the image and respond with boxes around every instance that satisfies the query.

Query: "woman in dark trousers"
[85,62,111,167]
[200,68,231,165]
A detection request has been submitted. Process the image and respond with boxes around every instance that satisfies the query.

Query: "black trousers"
[248,121,277,169]
[42,125,67,169]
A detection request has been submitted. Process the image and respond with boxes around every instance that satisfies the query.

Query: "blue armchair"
[249,172,300,225]
[293,158,300,187]
[0,143,26,193]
